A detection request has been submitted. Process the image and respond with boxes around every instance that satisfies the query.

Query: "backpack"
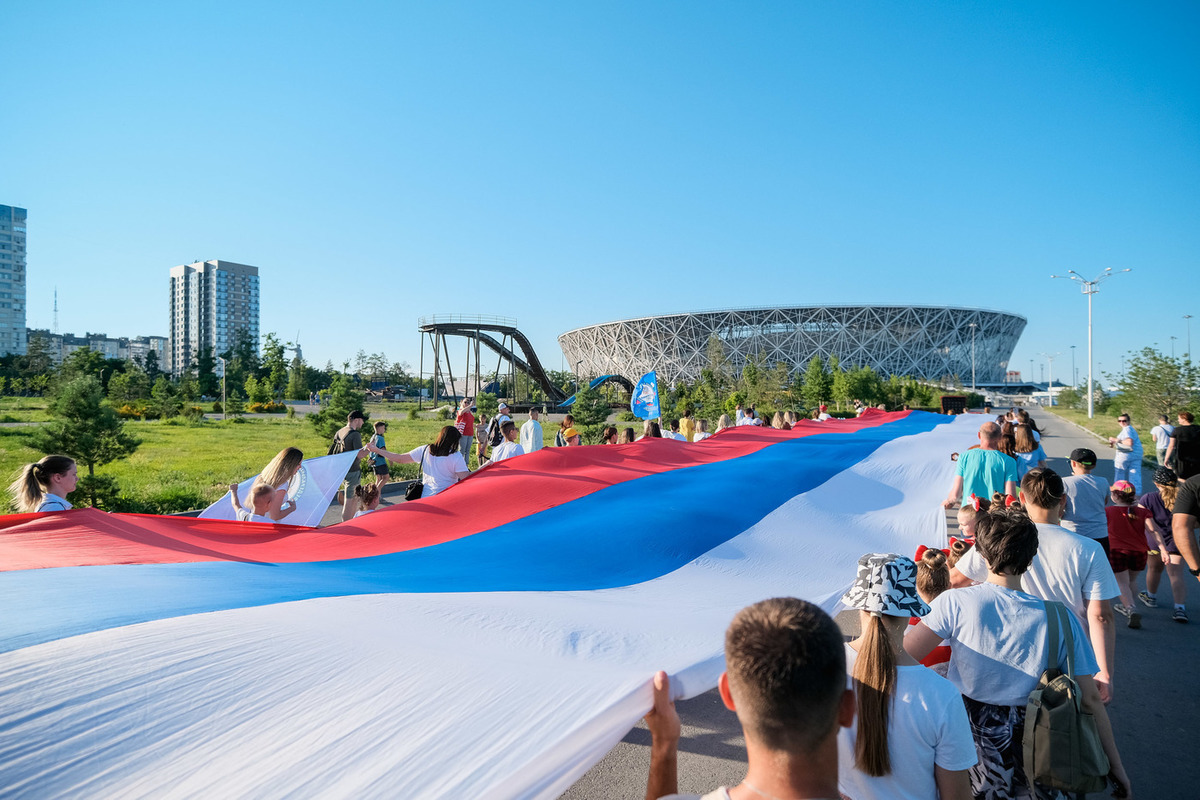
[328,427,347,456]
[488,417,504,447]
[1022,601,1110,793]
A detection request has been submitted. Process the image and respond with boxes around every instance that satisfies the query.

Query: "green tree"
[1118,347,1198,423]
[260,333,288,397]
[475,392,499,420]
[58,347,107,384]
[244,375,273,406]
[195,347,219,398]
[307,373,367,439]
[286,354,310,400]
[829,356,850,410]
[802,357,831,408]
[150,376,183,418]
[108,369,151,404]
[20,332,55,378]
[221,328,259,391]
[143,349,161,382]
[570,384,611,442]
[27,376,140,507]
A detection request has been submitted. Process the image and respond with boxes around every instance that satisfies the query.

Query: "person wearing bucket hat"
[1138,466,1188,621]
[837,554,975,800]
[908,507,1132,799]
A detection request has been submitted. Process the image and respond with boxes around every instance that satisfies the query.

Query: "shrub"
[116,403,144,419]
[408,408,420,420]
[212,401,223,413]
[182,405,205,422]
[248,401,287,414]
[617,410,638,422]
[437,406,453,420]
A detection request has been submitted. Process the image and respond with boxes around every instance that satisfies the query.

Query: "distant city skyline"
[3,3,1196,383]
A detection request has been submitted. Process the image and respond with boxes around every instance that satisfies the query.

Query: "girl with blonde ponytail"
[8,455,78,513]
[837,553,975,800]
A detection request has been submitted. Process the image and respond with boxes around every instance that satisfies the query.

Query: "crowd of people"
[642,412,1200,800]
[11,394,1200,797]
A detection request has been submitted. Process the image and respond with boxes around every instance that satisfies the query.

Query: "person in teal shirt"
[943,422,1019,508]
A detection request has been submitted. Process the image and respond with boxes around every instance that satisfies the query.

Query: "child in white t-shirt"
[230,482,276,523]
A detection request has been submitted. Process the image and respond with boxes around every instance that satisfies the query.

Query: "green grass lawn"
[0,396,52,423]
[1,412,556,514]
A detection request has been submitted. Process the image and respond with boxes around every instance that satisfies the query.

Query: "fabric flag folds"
[197,451,360,527]
[0,411,980,799]
[630,370,660,419]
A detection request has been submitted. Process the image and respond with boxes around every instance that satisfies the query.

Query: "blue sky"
[3,1,1197,385]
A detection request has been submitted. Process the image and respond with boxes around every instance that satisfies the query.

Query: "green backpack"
[1022,601,1110,793]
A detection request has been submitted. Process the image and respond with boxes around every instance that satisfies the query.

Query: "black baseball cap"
[348,410,365,422]
[1069,448,1096,467]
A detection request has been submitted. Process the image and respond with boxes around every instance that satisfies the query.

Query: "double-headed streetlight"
[1051,268,1132,419]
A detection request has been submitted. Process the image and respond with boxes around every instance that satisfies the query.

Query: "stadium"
[557,305,1026,387]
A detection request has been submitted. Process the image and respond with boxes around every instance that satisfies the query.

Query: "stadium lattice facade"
[558,305,1026,387]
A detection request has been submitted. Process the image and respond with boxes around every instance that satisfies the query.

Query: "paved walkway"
[561,409,1200,799]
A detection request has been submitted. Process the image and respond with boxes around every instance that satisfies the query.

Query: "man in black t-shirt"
[1167,411,1200,479]
[1172,473,1200,586]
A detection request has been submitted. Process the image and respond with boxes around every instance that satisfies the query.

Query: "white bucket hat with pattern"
[840,552,931,618]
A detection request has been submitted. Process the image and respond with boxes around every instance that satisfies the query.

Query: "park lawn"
[0,396,52,423]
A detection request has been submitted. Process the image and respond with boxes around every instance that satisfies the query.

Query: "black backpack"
[488,417,504,447]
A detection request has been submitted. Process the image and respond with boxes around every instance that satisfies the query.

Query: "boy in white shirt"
[229,482,279,523]
[489,421,525,463]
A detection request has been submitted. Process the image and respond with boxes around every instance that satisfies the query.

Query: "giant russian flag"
[0,411,978,799]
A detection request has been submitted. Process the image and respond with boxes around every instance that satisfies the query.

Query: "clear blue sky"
[3,1,1197,386]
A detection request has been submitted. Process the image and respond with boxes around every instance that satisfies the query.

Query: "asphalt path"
[560,408,1200,799]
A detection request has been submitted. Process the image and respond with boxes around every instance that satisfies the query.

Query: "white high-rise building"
[0,205,28,356]
[167,260,259,375]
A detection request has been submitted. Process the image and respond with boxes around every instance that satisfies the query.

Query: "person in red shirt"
[454,398,476,463]
[1106,479,1154,628]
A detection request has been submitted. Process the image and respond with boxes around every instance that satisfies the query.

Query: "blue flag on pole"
[631,371,660,420]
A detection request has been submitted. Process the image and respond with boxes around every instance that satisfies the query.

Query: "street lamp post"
[1185,315,1193,365]
[1070,345,1077,387]
[968,322,978,392]
[1051,268,1132,419]
[1039,352,1060,406]
[1171,336,1177,359]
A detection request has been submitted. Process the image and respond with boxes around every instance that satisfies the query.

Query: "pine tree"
[28,376,140,507]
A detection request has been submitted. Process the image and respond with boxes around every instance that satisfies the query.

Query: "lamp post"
[1051,268,1132,419]
[1171,336,1177,359]
[1070,345,1077,387]
[1039,352,1060,406]
[1185,315,1193,365]
[968,322,978,392]
[218,356,227,421]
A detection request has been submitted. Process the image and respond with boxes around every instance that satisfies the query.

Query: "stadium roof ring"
[558,305,1026,386]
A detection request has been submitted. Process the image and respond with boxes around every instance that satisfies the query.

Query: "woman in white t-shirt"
[906,507,1131,800]
[371,425,471,499]
[692,419,711,442]
[838,554,975,800]
[8,454,77,513]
